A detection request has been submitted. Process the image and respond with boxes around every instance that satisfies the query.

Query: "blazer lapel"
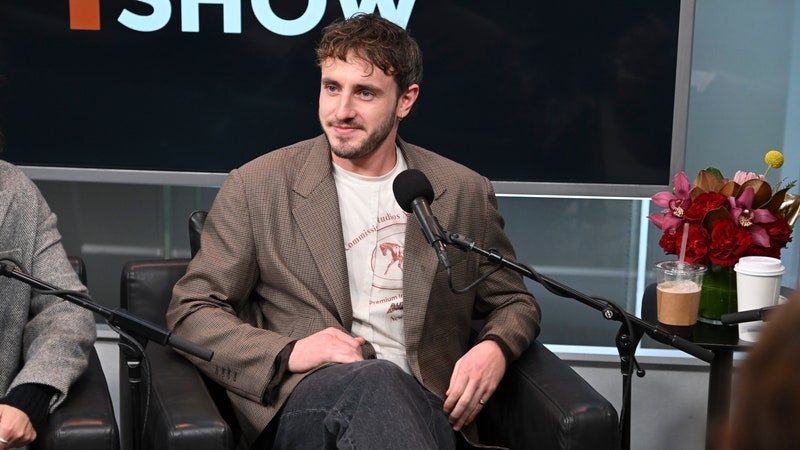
[0,191,11,231]
[291,136,353,329]
[0,191,23,272]
[398,140,453,351]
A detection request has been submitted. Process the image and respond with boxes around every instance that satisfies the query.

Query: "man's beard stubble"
[325,113,397,160]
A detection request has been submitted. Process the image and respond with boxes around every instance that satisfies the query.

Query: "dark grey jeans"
[267,359,456,449]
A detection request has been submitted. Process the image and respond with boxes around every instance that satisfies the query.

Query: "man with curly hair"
[168,13,539,449]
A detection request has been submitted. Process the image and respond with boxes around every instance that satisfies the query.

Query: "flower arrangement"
[649,150,800,268]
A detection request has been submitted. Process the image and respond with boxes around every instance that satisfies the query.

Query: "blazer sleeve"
[166,169,294,403]
[472,177,541,363]
[9,187,96,411]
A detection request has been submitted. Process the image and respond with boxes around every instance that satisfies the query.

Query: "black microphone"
[721,305,780,325]
[392,169,450,269]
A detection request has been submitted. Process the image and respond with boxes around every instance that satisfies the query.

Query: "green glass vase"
[698,265,737,324]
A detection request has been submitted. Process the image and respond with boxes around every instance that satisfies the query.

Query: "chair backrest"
[189,210,208,258]
[120,259,190,325]
[68,255,87,285]
[642,282,658,321]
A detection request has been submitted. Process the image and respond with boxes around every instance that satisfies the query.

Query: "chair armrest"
[36,348,119,450]
[138,343,235,450]
[478,341,619,450]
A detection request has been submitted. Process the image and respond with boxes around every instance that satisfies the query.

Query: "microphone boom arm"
[0,262,212,361]
[446,233,712,362]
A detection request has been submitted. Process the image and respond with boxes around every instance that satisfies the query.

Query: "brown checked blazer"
[166,135,540,444]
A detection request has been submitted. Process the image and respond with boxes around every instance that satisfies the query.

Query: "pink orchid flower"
[649,171,691,231]
[729,186,777,247]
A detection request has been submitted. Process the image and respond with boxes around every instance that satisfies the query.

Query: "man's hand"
[443,340,506,431]
[288,327,366,373]
[0,405,36,449]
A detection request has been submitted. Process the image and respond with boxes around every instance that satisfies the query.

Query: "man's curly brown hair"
[316,13,423,96]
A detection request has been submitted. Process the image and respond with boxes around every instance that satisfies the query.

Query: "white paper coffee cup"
[734,256,784,342]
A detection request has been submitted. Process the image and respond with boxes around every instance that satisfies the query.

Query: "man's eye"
[324,85,339,94]
[359,91,374,99]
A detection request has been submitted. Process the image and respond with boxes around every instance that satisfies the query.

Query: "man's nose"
[334,95,356,120]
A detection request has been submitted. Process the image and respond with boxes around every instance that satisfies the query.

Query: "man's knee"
[346,359,419,395]
[352,359,407,379]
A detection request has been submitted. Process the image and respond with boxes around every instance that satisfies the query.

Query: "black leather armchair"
[33,256,120,450]
[120,259,234,450]
[118,212,618,450]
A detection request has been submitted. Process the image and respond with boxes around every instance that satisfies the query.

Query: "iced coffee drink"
[657,280,702,326]
[655,261,706,326]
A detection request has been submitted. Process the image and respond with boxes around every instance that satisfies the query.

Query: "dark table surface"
[640,284,795,350]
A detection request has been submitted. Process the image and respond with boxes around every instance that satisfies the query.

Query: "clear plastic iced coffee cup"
[655,261,706,326]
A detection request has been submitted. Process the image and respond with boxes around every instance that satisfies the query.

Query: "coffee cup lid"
[734,256,785,276]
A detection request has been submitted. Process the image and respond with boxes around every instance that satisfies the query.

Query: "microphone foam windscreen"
[393,169,434,213]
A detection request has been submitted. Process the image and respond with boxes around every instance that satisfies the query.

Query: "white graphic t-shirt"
[333,148,410,374]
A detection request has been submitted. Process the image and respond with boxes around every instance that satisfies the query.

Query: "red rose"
[708,219,751,267]
[762,217,792,247]
[659,228,678,254]
[658,223,709,264]
[746,217,792,258]
[746,243,781,258]
[684,192,728,223]
[685,224,710,264]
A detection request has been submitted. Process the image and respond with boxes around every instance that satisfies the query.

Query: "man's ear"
[396,84,420,119]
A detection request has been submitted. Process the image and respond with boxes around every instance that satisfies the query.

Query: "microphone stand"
[0,262,212,450]
[444,233,713,450]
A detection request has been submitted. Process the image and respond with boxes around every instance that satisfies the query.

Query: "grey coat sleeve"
[7,187,96,411]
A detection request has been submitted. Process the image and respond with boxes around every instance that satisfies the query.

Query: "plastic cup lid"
[655,260,706,275]
[734,256,785,276]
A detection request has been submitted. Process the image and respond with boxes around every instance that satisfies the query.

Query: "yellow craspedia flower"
[765,150,784,169]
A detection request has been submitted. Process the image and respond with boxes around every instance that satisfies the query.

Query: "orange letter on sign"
[69,0,101,30]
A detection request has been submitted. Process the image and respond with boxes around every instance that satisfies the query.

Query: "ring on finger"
[0,436,9,444]
[478,398,487,406]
